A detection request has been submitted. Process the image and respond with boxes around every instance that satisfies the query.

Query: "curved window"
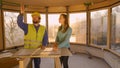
[4,11,24,48]
[90,10,108,46]
[111,5,120,53]
[48,14,60,42]
[69,13,86,44]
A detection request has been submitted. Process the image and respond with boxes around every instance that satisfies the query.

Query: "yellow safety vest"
[24,24,45,49]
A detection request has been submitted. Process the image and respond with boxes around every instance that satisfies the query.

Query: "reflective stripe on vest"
[24,24,45,49]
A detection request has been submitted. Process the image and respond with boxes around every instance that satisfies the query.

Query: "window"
[48,14,60,42]
[111,5,120,53]
[90,10,108,46]
[27,13,46,26]
[69,13,86,44]
[4,11,24,48]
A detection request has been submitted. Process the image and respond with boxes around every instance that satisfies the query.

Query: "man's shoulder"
[28,24,33,27]
[40,25,46,28]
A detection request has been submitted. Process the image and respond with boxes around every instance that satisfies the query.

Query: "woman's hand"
[38,45,46,50]
[53,42,58,51]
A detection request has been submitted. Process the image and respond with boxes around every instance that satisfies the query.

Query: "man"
[17,5,48,68]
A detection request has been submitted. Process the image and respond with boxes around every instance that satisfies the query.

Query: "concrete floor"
[0,50,111,68]
[40,54,111,68]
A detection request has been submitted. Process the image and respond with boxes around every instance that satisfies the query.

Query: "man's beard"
[33,21,39,24]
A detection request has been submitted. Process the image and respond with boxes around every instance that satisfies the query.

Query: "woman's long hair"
[58,14,69,33]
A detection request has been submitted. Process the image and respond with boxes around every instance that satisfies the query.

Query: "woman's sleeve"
[55,32,59,43]
[58,28,72,48]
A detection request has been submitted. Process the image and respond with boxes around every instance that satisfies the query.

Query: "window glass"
[48,14,60,42]
[111,5,120,53]
[69,13,86,44]
[90,10,108,46]
[4,11,24,48]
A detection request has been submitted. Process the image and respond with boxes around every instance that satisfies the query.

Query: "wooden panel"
[0,57,19,68]
[61,48,72,56]
[89,0,120,9]
[0,1,4,50]
[54,57,61,68]
[19,58,31,68]
[12,47,72,58]
[48,7,66,13]
[3,0,106,7]
[107,8,112,49]
[25,6,46,13]
[69,5,86,12]
[12,48,61,58]
[2,0,120,13]
[3,5,46,13]
[12,47,64,68]
[3,5,20,11]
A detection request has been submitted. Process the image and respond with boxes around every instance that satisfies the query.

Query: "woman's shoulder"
[68,27,72,31]
[65,27,72,33]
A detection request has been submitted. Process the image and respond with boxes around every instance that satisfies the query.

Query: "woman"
[53,14,72,68]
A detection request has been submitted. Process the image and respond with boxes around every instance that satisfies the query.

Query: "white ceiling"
[3,0,108,7]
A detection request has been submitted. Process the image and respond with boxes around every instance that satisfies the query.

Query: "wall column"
[85,3,91,46]
[45,7,48,31]
[66,6,69,23]
[107,8,112,49]
[0,0,4,50]
[45,6,49,43]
